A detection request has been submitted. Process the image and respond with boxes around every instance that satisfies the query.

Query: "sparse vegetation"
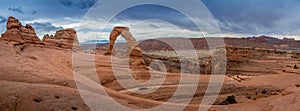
[247,95,252,99]
[261,89,267,94]
[71,107,78,110]
[143,50,211,58]
[226,95,237,104]
[294,64,299,69]
[214,95,238,105]
[33,98,42,103]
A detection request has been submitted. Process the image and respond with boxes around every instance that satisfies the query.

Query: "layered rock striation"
[0,16,82,51]
[0,16,41,44]
[42,28,81,50]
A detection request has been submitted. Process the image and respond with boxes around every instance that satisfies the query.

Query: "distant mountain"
[138,36,300,51]
[80,39,109,44]
[88,36,300,51]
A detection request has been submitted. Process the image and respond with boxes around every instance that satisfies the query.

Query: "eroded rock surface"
[42,28,81,50]
[106,26,143,66]
[107,26,142,57]
[0,16,41,44]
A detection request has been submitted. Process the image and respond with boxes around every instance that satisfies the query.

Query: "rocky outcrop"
[42,34,54,40]
[143,46,299,75]
[42,28,81,51]
[0,16,41,44]
[107,26,142,57]
[226,46,256,61]
[143,54,210,74]
[225,46,294,61]
[106,26,143,66]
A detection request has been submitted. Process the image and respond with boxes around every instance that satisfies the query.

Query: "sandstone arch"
[107,26,142,57]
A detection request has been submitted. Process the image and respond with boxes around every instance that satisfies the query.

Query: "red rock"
[42,28,81,50]
[107,26,142,57]
[0,16,41,44]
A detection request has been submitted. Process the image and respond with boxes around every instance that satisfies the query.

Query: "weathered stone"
[106,26,143,66]
[42,28,81,51]
[0,16,41,44]
[107,26,142,57]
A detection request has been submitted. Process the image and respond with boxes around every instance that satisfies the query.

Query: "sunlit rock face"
[42,28,81,51]
[107,26,142,57]
[1,16,41,44]
[106,26,143,66]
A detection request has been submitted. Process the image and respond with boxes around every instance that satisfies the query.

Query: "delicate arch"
[107,26,142,57]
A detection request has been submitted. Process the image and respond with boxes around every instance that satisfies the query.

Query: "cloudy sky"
[0,0,299,43]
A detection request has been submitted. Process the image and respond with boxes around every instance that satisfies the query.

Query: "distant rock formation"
[133,36,300,52]
[143,54,203,74]
[42,28,81,51]
[106,26,143,66]
[0,16,41,44]
[107,26,142,57]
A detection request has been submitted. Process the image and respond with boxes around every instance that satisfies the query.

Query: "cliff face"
[0,16,41,44]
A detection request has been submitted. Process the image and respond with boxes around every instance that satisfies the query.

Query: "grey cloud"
[31,10,37,15]
[8,6,24,14]
[59,0,97,9]
[30,22,63,32]
[202,0,300,36]
[0,16,6,24]
[149,24,159,28]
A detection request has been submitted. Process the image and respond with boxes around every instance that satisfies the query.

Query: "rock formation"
[226,46,255,61]
[42,34,54,40]
[143,54,209,74]
[0,16,41,44]
[225,45,291,61]
[42,28,81,50]
[107,26,142,57]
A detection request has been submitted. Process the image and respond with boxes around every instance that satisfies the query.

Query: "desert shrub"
[215,95,238,105]
[225,95,237,104]
[261,89,267,94]
[247,95,251,99]
[294,64,299,69]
